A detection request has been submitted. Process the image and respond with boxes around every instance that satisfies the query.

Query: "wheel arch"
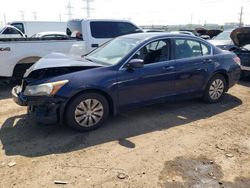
[210,70,229,91]
[12,56,41,77]
[62,89,116,120]
[206,71,229,91]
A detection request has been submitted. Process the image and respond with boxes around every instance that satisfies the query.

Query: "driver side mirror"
[126,59,144,69]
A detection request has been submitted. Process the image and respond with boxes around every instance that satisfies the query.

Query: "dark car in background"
[12,33,241,131]
[196,28,222,39]
[210,27,250,78]
[209,29,234,50]
[229,27,250,78]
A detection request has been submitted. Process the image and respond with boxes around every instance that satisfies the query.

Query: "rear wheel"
[65,93,109,131]
[203,74,226,103]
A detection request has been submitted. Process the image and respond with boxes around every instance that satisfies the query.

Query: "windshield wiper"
[84,57,94,62]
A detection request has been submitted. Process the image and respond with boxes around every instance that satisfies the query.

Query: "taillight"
[233,57,241,65]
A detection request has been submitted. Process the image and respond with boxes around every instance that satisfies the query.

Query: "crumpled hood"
[24,53,101,77]
[230,27,250,47]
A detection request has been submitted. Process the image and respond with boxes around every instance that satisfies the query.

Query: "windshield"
[86,37,142,65]
[213,31,231,40]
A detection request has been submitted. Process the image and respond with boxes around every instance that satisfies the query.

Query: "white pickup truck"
[0,19,142,78]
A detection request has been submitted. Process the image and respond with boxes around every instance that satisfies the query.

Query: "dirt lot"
[0,80,250,188]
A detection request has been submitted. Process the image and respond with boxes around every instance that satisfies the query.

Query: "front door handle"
[163,66,175,71]
[203,58,213,63]
[91,44,99,48]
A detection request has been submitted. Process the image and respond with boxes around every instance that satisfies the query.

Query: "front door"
[117,39,176,108]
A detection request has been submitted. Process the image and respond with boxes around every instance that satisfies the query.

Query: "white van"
[4,21,67,37]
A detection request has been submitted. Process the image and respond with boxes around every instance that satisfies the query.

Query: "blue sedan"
[12,33,241,131]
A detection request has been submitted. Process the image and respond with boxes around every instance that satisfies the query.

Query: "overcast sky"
[0,0,250,26]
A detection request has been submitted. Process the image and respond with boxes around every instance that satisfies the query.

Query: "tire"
[65,92,109,132]
[203,74,226,103]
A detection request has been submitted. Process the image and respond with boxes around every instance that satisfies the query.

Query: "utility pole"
[3,13,7,25]
[82,0,94,18]
[190,13,193,29]
[66,0,74,20]
[239,6,243,27]
[59,14,62,22]
[32,11,37,21]
[19,10,25,21]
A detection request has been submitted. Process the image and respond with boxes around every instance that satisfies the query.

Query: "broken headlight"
[24,80,69,96]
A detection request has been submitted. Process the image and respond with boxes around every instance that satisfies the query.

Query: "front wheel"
[65,93,109,131]
[203,74,226,103]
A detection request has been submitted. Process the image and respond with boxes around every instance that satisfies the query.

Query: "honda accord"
[12,33,241,131]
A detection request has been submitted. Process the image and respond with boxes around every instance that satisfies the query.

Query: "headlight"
[24,80,69,96]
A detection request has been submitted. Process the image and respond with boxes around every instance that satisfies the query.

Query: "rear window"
[66,20,83,40]
[11,23,24,33]
[174,39,211,59]
[90,21,140,38]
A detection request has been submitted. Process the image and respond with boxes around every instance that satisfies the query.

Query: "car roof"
[120,32,200,41]
[68,18,136,23]
[35,31,66,35]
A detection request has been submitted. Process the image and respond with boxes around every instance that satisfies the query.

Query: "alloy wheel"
[209,79,224,100]
[74,99,104,127]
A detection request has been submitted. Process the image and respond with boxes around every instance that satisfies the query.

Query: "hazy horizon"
[1,0,250,26]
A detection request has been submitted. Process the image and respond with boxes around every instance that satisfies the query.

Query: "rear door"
[174,38,215,94]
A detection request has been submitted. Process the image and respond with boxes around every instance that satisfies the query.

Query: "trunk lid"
[230,27,250,47]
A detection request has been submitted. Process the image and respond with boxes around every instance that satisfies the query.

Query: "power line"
[59,14,62,22]
[19,10,25,21]
[66,0,74,20]
[3,13,7,24]
[82,0,94,18]
[32,12,37,21]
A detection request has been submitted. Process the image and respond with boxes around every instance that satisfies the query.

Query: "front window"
[131,39,171,65]
[86,37,142,65]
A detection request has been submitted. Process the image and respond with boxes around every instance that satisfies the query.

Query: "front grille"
[240,58,250,67]
[236,52,250,67]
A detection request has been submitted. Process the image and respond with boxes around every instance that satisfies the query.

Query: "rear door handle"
[163,66,175,71]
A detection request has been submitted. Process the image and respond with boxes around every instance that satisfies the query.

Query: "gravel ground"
[0,80,250,188]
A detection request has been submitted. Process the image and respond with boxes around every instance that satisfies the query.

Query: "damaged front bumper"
[12,85,66,125]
